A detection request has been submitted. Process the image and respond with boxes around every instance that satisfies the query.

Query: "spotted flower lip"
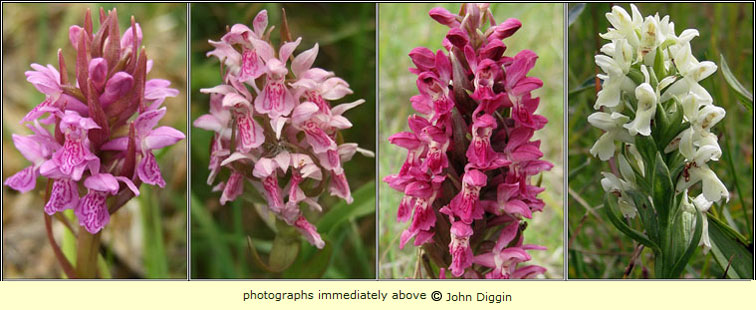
[384,3,551,279]
[447,169,487,224]
[4,7,184,236]
[75,173,138,234]
[194,9,373,249]
[44,179,79,215]
[448,221,474,277]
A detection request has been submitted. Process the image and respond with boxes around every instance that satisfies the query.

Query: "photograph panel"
[567,3,753,279]
[189,3,377,279]
[378,3,564,279]
[2,3,188,279]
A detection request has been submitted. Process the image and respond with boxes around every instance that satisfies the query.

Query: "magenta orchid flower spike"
[384,3,552,279]
[4,8,183,278]
[194,9,373,250]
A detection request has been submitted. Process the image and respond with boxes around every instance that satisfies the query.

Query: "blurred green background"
[2,3,187,278]
[567,3,753,279]
[379,3,564,279]
[190,3,376,279]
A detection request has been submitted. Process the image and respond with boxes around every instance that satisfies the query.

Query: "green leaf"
[654,99,687,153]
[653,100,671,147]
[667,152,686,182]
[648,66,659,89]
[604,193,660,252]
[627,67,645,85]
[626,189,658,243]
[317,181,375,234]
[282,240,334,279]
[634,135,658,170]
[666,100,686,140]
[668,207,703,278]
[653,46,667,79]
[708,216,749,250]
[247,236,275,273]
[622,144,650,191]
[568,3,586,26]
[267,223,301,273]
[720,54,753,112]
[640,137,659,194]
[652,152,674,226]
[708,216,754,278]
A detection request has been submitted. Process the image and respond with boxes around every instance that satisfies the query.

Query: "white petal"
[591,132,617,161]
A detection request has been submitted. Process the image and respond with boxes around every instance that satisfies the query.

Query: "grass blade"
[191,194,236,277]
[317,181,375,234]
[707,216,754,278]
[568,76,596,98]
[720,54,753,112]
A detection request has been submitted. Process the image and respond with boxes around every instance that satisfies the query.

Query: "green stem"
[76,230,102,278]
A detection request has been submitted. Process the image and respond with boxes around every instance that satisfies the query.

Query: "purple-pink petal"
[134,107,167,135]
[409,47,436,72]
[4,166,38,193]
[120,23,143,50]
[429,7,460,28]
[220,171,244,205]
[84,173,120,195]
[506,50,538,89]
[329,172,353,204]
[235,112,264,152]
[101,137,129,151]
[145,79,179,102]
[88,58,108,91]
[511,265,546,279]
[137,151,166,187]
[25,64,61,96]
[143,126,186,151]
[75,191,110,234]
[100,72,134,106]
[252,10,268,37]
[295,215,325,249]
[491,18,522,41]
[44,179,79,215]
